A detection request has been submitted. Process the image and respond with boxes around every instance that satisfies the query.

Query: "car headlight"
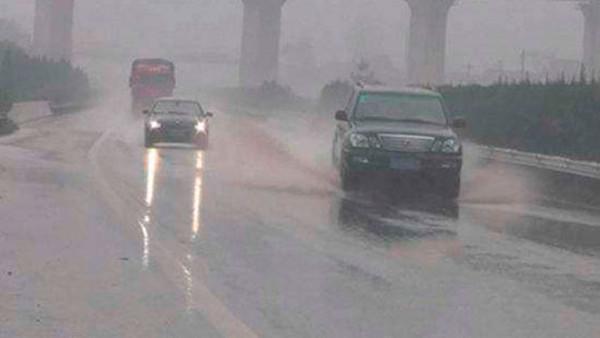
[195,120,207,133]
[348,133,370,148]
[440,138,461,153]
[148,120,161,129]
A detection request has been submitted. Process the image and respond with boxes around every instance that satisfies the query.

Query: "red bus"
[129,58,175,113]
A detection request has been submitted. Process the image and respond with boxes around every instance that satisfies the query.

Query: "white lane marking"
[137,218,150,269]
[192,155,204,241]
[145,148,159,206]
[88,129,259,338]
[174,259,258,338]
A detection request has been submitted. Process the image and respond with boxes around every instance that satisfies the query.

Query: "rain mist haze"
[0,0,583,95]
[4,2,600,338]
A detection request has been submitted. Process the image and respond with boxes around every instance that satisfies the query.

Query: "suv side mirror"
[142,110,150,115]
[335,110,348,121]
[206,112,214,118]
[452,117,466,129]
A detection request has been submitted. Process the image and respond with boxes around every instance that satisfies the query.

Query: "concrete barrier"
[7,101,54,125]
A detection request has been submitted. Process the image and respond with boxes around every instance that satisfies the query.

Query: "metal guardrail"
[477,145,600,179]
[7,101,53,125]
[49,101,91,114]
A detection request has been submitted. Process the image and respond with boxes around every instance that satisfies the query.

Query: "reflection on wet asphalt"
[2,108,600,337]
[466,203,600,257]
[335,193,458,243]
[94,110,600,336]
[130,114,600,333]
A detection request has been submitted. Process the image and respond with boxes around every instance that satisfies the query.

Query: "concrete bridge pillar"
[581,2,600,78]
[405,0,455,85]
[33,0,74,62]
[239,0,286,87]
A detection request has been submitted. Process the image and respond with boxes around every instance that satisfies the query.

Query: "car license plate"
[390,157,420,170]
[168,130,188,138]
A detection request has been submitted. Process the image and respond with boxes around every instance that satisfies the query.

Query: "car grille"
[161,120,193,130]
[379,134,435,152]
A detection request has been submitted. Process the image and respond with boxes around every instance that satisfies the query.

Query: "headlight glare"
[149,120,161,129]
[195,120,207,133]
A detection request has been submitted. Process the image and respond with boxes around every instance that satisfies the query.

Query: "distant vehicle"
[331,85,466,198]
[129,58,176,113]
[144,98,213,149]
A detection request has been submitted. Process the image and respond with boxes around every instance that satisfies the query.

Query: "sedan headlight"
[348,133,370,148]
[195,120,207,133]
[440,138,461,153]
[148,120,161,129]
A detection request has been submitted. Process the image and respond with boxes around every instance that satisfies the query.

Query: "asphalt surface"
[1,100,600,337]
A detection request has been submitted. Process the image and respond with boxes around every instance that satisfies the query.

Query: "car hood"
[352,120,457,138]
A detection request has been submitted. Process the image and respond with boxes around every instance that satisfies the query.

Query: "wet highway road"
[1,103,600,337]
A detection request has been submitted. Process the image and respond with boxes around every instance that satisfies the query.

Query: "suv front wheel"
[144,129,155,148]
[340,165,360,191]
[437,174,461,199]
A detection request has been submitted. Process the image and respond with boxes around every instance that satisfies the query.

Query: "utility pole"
[466,63,473,84]
[520,50,526,81]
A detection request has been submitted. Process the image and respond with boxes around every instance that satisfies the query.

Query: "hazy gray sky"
[0,0,583,74]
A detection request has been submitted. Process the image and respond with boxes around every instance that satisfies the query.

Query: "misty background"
[0,0,583,96]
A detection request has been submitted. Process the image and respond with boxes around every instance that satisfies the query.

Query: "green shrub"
[440,80,600,160]
[0,90,12,113]
[0,41,91,105]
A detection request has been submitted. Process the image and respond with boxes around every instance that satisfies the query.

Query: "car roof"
[356,85,441,97]
[154,97,201,104]
[132,58,174,66]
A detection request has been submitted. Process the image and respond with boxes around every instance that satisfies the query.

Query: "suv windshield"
[152,101,202,116]
[354,92,447,125]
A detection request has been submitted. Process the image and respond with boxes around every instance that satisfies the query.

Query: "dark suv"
[332,85,465,198]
